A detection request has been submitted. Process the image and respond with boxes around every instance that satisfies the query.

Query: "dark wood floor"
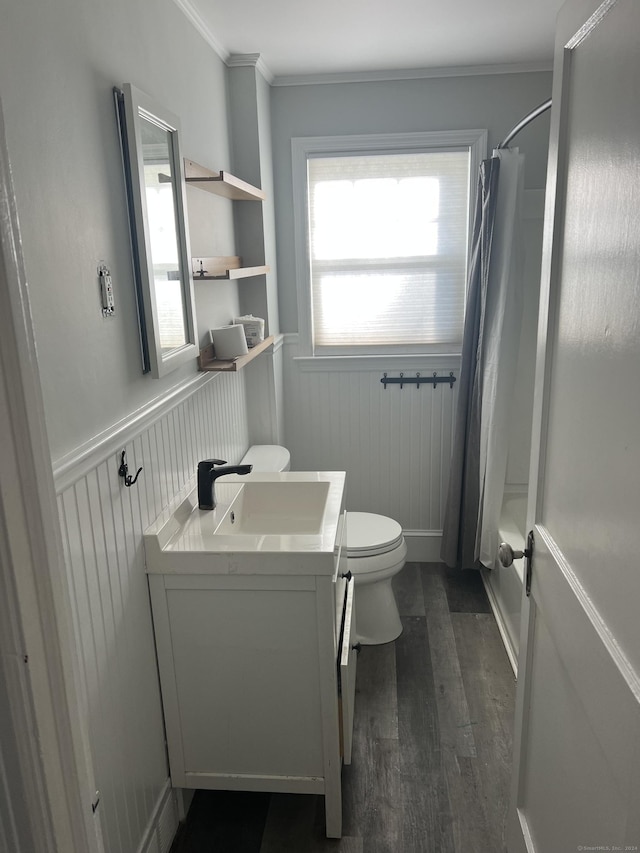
[170,562,516,853]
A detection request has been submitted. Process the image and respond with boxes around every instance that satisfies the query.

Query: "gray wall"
[226,64,281,337]
[0,3,254,852]
[0,0,238,462]
[271,70,553,332]
[0,2,553,844]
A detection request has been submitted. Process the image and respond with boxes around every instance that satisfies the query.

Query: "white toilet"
[240,445,407,645]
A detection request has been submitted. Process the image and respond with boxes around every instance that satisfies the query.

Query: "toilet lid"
[346,512,404,557]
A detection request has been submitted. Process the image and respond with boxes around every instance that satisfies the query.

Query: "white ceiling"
[181,0,564,80]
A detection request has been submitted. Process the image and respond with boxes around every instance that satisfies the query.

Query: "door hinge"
[525,530,534,597]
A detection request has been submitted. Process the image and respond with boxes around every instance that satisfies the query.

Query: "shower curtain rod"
[497,98,552,149]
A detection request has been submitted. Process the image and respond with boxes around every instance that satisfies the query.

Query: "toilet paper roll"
[210,324,249,360]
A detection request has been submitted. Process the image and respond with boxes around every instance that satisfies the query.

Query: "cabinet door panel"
[167,587,323,778]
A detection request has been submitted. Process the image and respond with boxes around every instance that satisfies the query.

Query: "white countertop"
[144,471,346,575]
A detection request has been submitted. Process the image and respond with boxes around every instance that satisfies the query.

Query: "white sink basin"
[144,471,346,575]
[215,480,330,535]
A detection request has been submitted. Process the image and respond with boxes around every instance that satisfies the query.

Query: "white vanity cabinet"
[145,481,356,839]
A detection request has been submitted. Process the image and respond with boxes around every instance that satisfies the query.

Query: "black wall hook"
[118,449,143,488]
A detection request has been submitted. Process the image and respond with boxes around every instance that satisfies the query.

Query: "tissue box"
[234,315,265,349]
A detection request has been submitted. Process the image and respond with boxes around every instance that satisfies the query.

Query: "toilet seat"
[346,512,404,557]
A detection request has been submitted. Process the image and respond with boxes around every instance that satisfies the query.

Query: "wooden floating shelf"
[214,265,269,280]
[198,335,274,372]
[192,256,268,280]
[192,256,269,281]
[184,159,266,201]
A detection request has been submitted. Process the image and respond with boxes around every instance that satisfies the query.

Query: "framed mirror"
[115,83,197,377]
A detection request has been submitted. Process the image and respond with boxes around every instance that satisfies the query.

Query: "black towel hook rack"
[380,371,456,390]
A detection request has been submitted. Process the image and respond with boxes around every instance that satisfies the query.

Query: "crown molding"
[271,60,553,87]
[170,0,277,84]
[227,53,275,85]
[171,0,229,62]
[169,1,551,89]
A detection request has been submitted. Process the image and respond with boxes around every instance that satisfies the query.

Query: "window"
[292,131,486,357]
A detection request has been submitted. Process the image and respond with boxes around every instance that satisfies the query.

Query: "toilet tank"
[240,444,291,472]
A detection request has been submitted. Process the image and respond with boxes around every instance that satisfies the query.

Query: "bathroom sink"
[215,480,331,535]
[144,471,346,575]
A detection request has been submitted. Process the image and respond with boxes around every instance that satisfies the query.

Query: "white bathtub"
[481,489,528,675]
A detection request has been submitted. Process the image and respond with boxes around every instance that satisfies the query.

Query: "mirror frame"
[115,83,197,378]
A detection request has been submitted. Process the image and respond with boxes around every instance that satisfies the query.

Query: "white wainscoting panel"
[55,371,249,853]
[283,339,459,556]
[138,781,177,853]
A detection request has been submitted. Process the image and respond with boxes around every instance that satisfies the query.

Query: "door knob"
[498,542,525,567]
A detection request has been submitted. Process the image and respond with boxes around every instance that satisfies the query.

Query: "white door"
[508,1,640,850]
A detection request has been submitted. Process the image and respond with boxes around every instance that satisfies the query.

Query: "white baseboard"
[175,788,195,822]
[480,569,519,678]
[137,780,179,853]
[403,530,443,563]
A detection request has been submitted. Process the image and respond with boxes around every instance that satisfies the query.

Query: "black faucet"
[197,458,253,510]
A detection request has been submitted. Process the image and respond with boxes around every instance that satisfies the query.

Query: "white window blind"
[307,150,470,353]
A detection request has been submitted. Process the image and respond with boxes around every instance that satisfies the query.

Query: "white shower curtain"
[477,147,525,567]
